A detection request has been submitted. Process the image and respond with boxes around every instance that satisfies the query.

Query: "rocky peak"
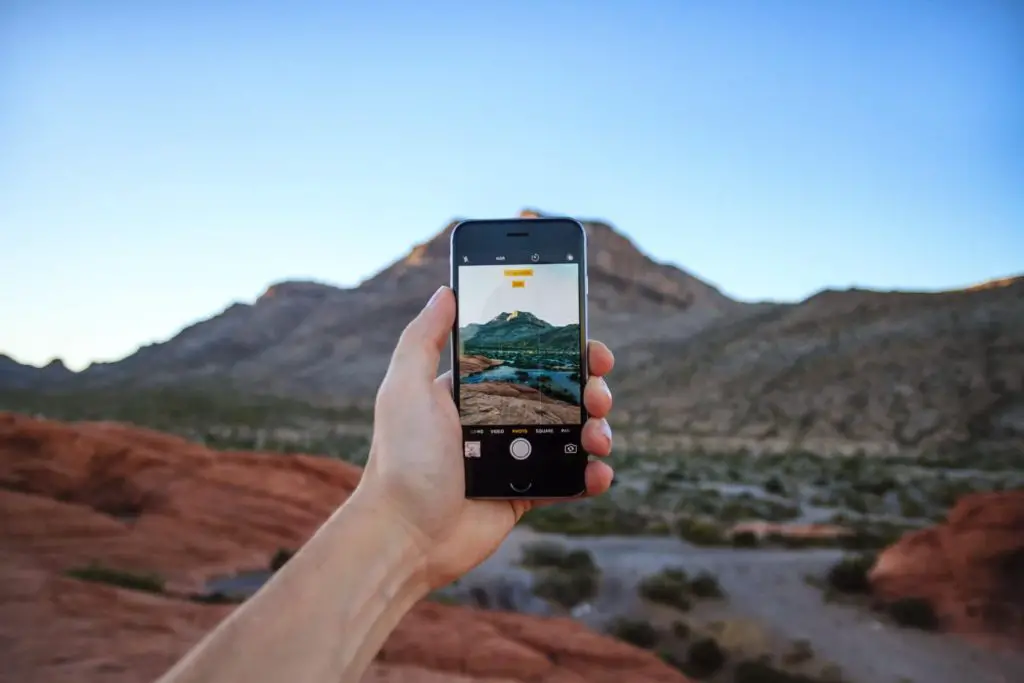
[257,280,343,304]
[494,310,543,325]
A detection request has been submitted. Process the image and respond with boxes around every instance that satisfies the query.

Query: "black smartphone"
[450,217,590,499]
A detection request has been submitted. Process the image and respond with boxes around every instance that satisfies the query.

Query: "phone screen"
[451,218,588,499]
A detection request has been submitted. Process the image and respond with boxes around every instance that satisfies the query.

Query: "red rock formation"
[0,412,690,683]
[870,489,1024,646]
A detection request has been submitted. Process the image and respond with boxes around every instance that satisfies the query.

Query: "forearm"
[157,487,430,683]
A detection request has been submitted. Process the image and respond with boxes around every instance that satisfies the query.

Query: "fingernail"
[601,377,612,399]
[426,286,445,308]
[600,419,612,444]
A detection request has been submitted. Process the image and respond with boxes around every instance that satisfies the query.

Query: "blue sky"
[2,0,1021,370]
[458,264,579,328]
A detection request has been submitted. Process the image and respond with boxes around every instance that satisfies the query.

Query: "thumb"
[389,286,456,384]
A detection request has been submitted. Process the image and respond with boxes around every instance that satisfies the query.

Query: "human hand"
[356,285,615,590]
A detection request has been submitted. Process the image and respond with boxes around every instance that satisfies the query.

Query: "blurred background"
[1,2,1023,683]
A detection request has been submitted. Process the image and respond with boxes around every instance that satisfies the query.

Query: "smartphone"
[450,217,589,499]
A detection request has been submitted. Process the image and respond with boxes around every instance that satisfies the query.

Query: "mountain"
[3,208,1023,457]
[0,355,72,390]
[461,311,580,352]
[614,277,1024,456]
[7,209,740,402]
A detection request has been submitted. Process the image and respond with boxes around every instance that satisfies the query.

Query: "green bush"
[825,554,876,594]
[65,563,165,594]
[689,571,725,599]
[684,637,726,678]
[671,619,691,639]
[886,597,939,631]
[765,476,787,495]
[639,568,692,611]
[607,617,659,649]
[270,548,295,571]
[732,530,760,548]
[520,541,571,568]
[676,518,728,546]
[531,567,599,609]
[522,499,655,535]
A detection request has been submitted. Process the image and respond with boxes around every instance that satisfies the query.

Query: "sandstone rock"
[0,413,690,683]
[870,489,1024,646]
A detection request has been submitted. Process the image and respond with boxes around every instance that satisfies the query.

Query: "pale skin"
[157,286,616,683]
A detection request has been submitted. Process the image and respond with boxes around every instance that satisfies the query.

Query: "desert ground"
[2,388,1022,683]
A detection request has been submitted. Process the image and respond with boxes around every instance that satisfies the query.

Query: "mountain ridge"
[3,209,1023,458]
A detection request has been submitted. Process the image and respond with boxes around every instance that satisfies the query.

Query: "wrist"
[335,481,432,598]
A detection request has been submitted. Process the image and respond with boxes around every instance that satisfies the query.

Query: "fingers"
[587,340,615,377]
[583,376,612,418]
[581,417,612,456]
[584,459,615,496]
[389,287,456,386]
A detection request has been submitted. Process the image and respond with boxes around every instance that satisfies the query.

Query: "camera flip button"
[509,437,532,460]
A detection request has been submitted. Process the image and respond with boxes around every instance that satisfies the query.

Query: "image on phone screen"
[457,263,583,426]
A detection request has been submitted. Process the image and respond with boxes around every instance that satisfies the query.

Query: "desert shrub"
[764,476,786,495]
[531,566,599,609]
[825,554,875,594]
[732,530,760,548]
[607,617,658,649]
[671,619,691,639]
[689,571,725,599]
[65,563,164,594]
[520,541,570,568]
[522,499,654,535]
[886,597,939,631]
[270,548,295,571]
[676,518,728,546]
[563,549,598,573]
[639,568,692,610]
[684,637,726,678]
[520,542,597,572]
[525,544,601,609]
[770,533,842,549]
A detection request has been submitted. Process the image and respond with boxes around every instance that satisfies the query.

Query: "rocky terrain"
[3,208,1023,457]
[460,382,579,426]
[0,412,689,683]
[4,413,1022,683]
[872,489,1024,646]
[614,277,1024,457]
[459,355,504,375]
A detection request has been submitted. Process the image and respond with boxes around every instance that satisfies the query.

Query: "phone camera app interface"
[457,263,583,427]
